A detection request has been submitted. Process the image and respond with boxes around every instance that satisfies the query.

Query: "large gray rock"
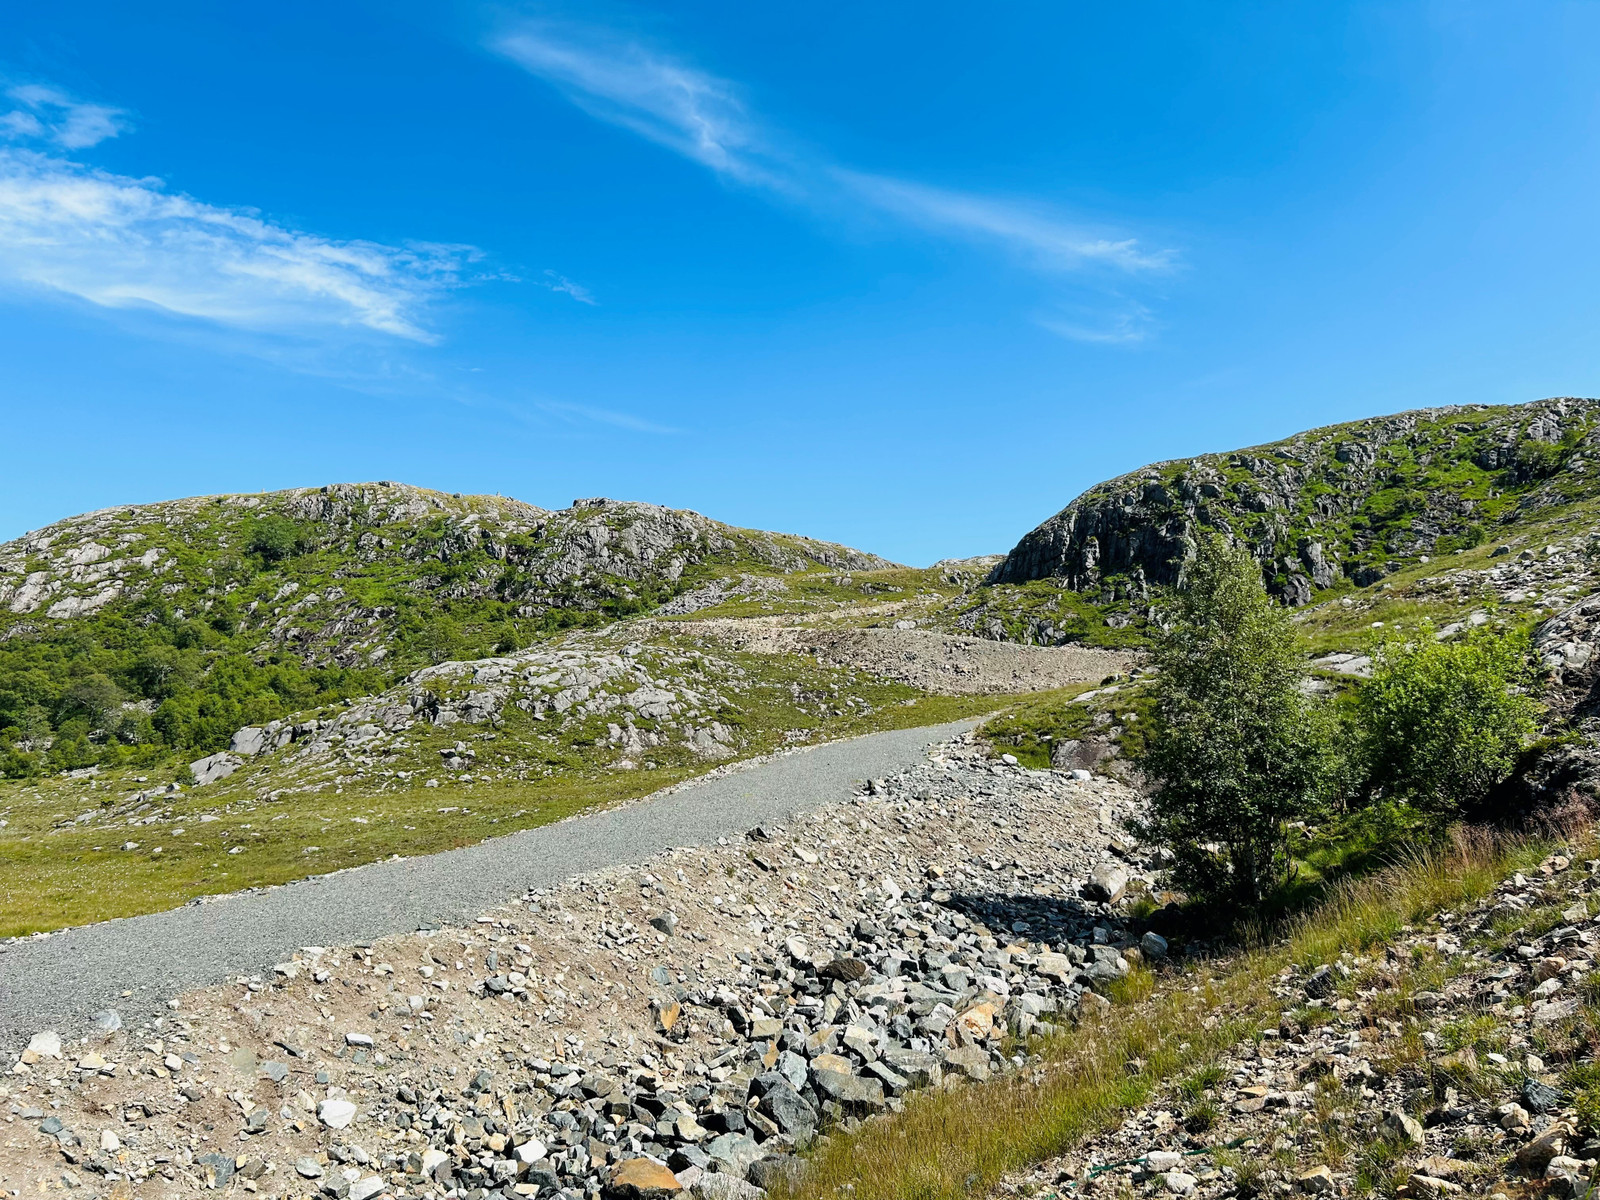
[705,1132,766,1177]
[189,752,242,787]
[752,1074,817,1146]
[692,1174,767,1200]
[879,1047,942,1088]
[811,1068,886,1114]
[1051,737,1117,772]
[229,726,268,757]
[1083,862,1129,903]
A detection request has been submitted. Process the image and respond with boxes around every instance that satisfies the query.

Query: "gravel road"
[0,720,976,1051]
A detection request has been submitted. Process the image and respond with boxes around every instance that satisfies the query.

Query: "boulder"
[692,1174,767,1200]
[607,1157,684,1199]
[189,752,242,787]
[752,1075,817,1146]
[1050,737,1118,772]
[811,1068,886,1114]
[1515,1122,1573,1170]
[1378,1110,1424,1146]
[1083,863,1129,903]
[941,1044,992,1081]
[706,1132,767,1177]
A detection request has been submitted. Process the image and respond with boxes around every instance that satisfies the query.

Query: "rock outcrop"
[991,397,1600,605]
[0,484,894,670]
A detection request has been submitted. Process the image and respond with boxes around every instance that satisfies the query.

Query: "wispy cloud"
[3,84,128,149]
[495,27,781,187]
[1037,302,1158,345]
[489,23,1174,291]
[0,85,474,341]
[542,268,597,304]
[838,174,1174,275]
[534,398,679,434]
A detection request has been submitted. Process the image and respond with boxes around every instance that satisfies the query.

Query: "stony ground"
[1000,848,1600,1200]
[681,623,1136,696]
[0,732,1153,1199]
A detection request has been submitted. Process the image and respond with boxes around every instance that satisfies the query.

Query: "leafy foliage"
[1137,536,1343,906]
[245,514,308,563]
[1355,623,1539,816]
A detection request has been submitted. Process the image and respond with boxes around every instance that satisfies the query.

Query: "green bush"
[1355,624,1538,817]
[1136,535,1343,906]
[245,515,305,563]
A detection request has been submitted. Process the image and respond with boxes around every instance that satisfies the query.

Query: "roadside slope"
[0,719,979,1049]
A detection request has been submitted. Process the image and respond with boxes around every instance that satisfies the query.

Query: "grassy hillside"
[0,483,892,777]
[993,396,1600,605]
[0,619,1016,935]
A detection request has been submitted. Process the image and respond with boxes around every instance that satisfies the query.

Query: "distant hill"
[0,483,891,765]
[991,396,1600,605]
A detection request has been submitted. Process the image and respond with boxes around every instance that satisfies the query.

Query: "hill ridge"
[992,395,1600,605]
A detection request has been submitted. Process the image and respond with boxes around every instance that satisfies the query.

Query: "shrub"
[246,515,304,564]
[1355,624,1538,818]
[1136,535,1342,907]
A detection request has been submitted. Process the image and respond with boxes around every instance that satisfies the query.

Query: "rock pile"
[1003,850,1600,1200]
[2,733,1156,1199]
[689,623,1136,697]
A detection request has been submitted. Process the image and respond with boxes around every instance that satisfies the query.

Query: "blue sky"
[2,3,1598,564]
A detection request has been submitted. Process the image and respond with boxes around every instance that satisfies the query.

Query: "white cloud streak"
[490,24,1173,282]
[1036,302,1158,345]
[534,398,678,434]
[542,268,597,304]
[0,86,473,342]
[496,28,780,187]
[5,84,128,149]
[838,174,1174,274]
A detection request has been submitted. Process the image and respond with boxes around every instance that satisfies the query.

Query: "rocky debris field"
[1325,529,1600,633]
[684,623,1136,697]
[187,636,757,793]
[1,733,1157,1199]
[1001,847,1600,1200]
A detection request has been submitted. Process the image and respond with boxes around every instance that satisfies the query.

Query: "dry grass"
[777,828,1544,1200]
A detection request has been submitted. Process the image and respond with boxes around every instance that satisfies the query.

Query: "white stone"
[26,1031,62,1059]
[318,1098,357,1129]
[513,1137,548,1164]
[348,1177,387,1200]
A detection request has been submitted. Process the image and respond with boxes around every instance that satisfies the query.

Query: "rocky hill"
[0,484,892,769]
[0,483,891,665]
[991,396,1600,607]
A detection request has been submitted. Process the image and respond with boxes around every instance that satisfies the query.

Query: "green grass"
[0,667,1011,936]
[660,566,968,622]
[976,682,1150,769]
[932,579,1151,649]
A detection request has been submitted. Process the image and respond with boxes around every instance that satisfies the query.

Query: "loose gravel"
[0,721,982,1053]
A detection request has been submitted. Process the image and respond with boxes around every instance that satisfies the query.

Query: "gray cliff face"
[990,397,1600,605]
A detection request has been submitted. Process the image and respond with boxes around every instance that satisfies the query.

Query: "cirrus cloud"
[490,22,1175,289]
[0,85,475,342]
